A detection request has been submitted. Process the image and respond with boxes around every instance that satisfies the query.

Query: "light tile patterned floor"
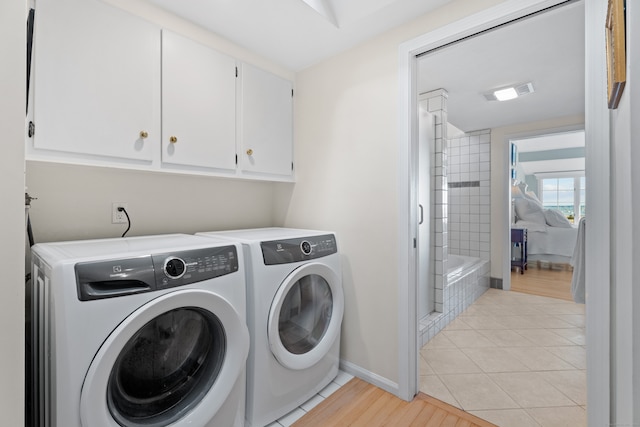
[420,288,586,427]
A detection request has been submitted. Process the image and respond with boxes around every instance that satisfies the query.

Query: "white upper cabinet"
[28,0,294,182]
[161,30,237,172]
[31,0,160,163]
[239,64,294,179]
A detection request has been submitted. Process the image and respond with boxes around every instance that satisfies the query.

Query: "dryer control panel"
[261,234,337,265]
[75,245,239,301]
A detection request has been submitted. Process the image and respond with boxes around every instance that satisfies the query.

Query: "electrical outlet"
[112,202,128,224]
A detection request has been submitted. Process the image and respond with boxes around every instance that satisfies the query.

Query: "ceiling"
[144,0,451,71]
[417,0,585,132]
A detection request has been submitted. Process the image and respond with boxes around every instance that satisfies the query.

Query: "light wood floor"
[510,263,573,301]
[293,377,497,427]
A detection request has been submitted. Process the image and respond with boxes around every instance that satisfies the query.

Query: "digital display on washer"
[261,234,337,265]
[75,245,239,300]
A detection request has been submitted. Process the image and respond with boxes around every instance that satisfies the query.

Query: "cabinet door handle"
[139,130,148,139]
[418,204,424,225]
[246,149,253,156]
[169,136,178,143]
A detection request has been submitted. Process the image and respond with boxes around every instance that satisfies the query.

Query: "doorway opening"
[414,0,584,340]
[507,129,586,300]
[397,0,610,425]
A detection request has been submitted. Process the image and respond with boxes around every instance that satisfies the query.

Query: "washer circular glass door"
[267,262,343,370]
[80,289,249,427]
[108,307,223,426]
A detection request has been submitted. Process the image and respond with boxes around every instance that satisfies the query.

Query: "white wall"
[610,1,639,423]
[0,0,26,424]
[630,4,640,420]
[277,0,506,386]
[26,162,283,242]
[490,114,584,280]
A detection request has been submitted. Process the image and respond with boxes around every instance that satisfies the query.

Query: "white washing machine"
[30,234,249,427]
[197,228,344,427]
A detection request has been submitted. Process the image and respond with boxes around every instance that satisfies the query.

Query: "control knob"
[300,241,312,255]
[164,257,186,279]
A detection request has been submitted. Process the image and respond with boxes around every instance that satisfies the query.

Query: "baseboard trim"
[339,359,400,398]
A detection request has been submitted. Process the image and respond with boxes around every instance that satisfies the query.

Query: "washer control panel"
[152,246,239,289]
[75,245,239,300]
[261,234,337,265]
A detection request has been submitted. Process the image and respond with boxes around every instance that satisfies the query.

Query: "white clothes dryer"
[30,234,249,427]
[197,228,344,427]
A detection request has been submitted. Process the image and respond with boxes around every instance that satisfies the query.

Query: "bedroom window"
[540,176,585,222]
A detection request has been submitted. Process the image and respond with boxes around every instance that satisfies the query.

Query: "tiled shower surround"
[419,260,490,346]
[419,89,491,346]
[448,130,491,260]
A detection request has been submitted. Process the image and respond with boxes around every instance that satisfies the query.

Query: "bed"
[513,196,579,267]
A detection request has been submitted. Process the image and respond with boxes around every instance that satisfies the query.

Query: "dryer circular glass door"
[267,262,344,370]
[80,289,249,427]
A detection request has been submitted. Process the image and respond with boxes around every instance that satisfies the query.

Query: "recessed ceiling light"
[484,82,535,102]
[494,87,518,101]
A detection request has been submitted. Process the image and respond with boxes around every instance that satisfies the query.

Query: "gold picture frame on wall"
[606,0,626,109]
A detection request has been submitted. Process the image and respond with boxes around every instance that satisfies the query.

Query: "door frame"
[396,1,610,425]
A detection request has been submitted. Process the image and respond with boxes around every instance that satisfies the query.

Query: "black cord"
[27,214,35,247]
[26,8,35,114]
[118,207,131,237]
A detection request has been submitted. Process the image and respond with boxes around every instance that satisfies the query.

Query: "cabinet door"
[161,31,236,171]
[32,0,160,162]
[239,64,293,178]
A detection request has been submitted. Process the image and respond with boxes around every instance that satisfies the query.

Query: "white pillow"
[514,198,546,224]
[544,209,574,228]
[524,191,542,206]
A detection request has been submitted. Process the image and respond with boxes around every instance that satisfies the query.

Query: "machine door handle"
[418,204,424,225]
